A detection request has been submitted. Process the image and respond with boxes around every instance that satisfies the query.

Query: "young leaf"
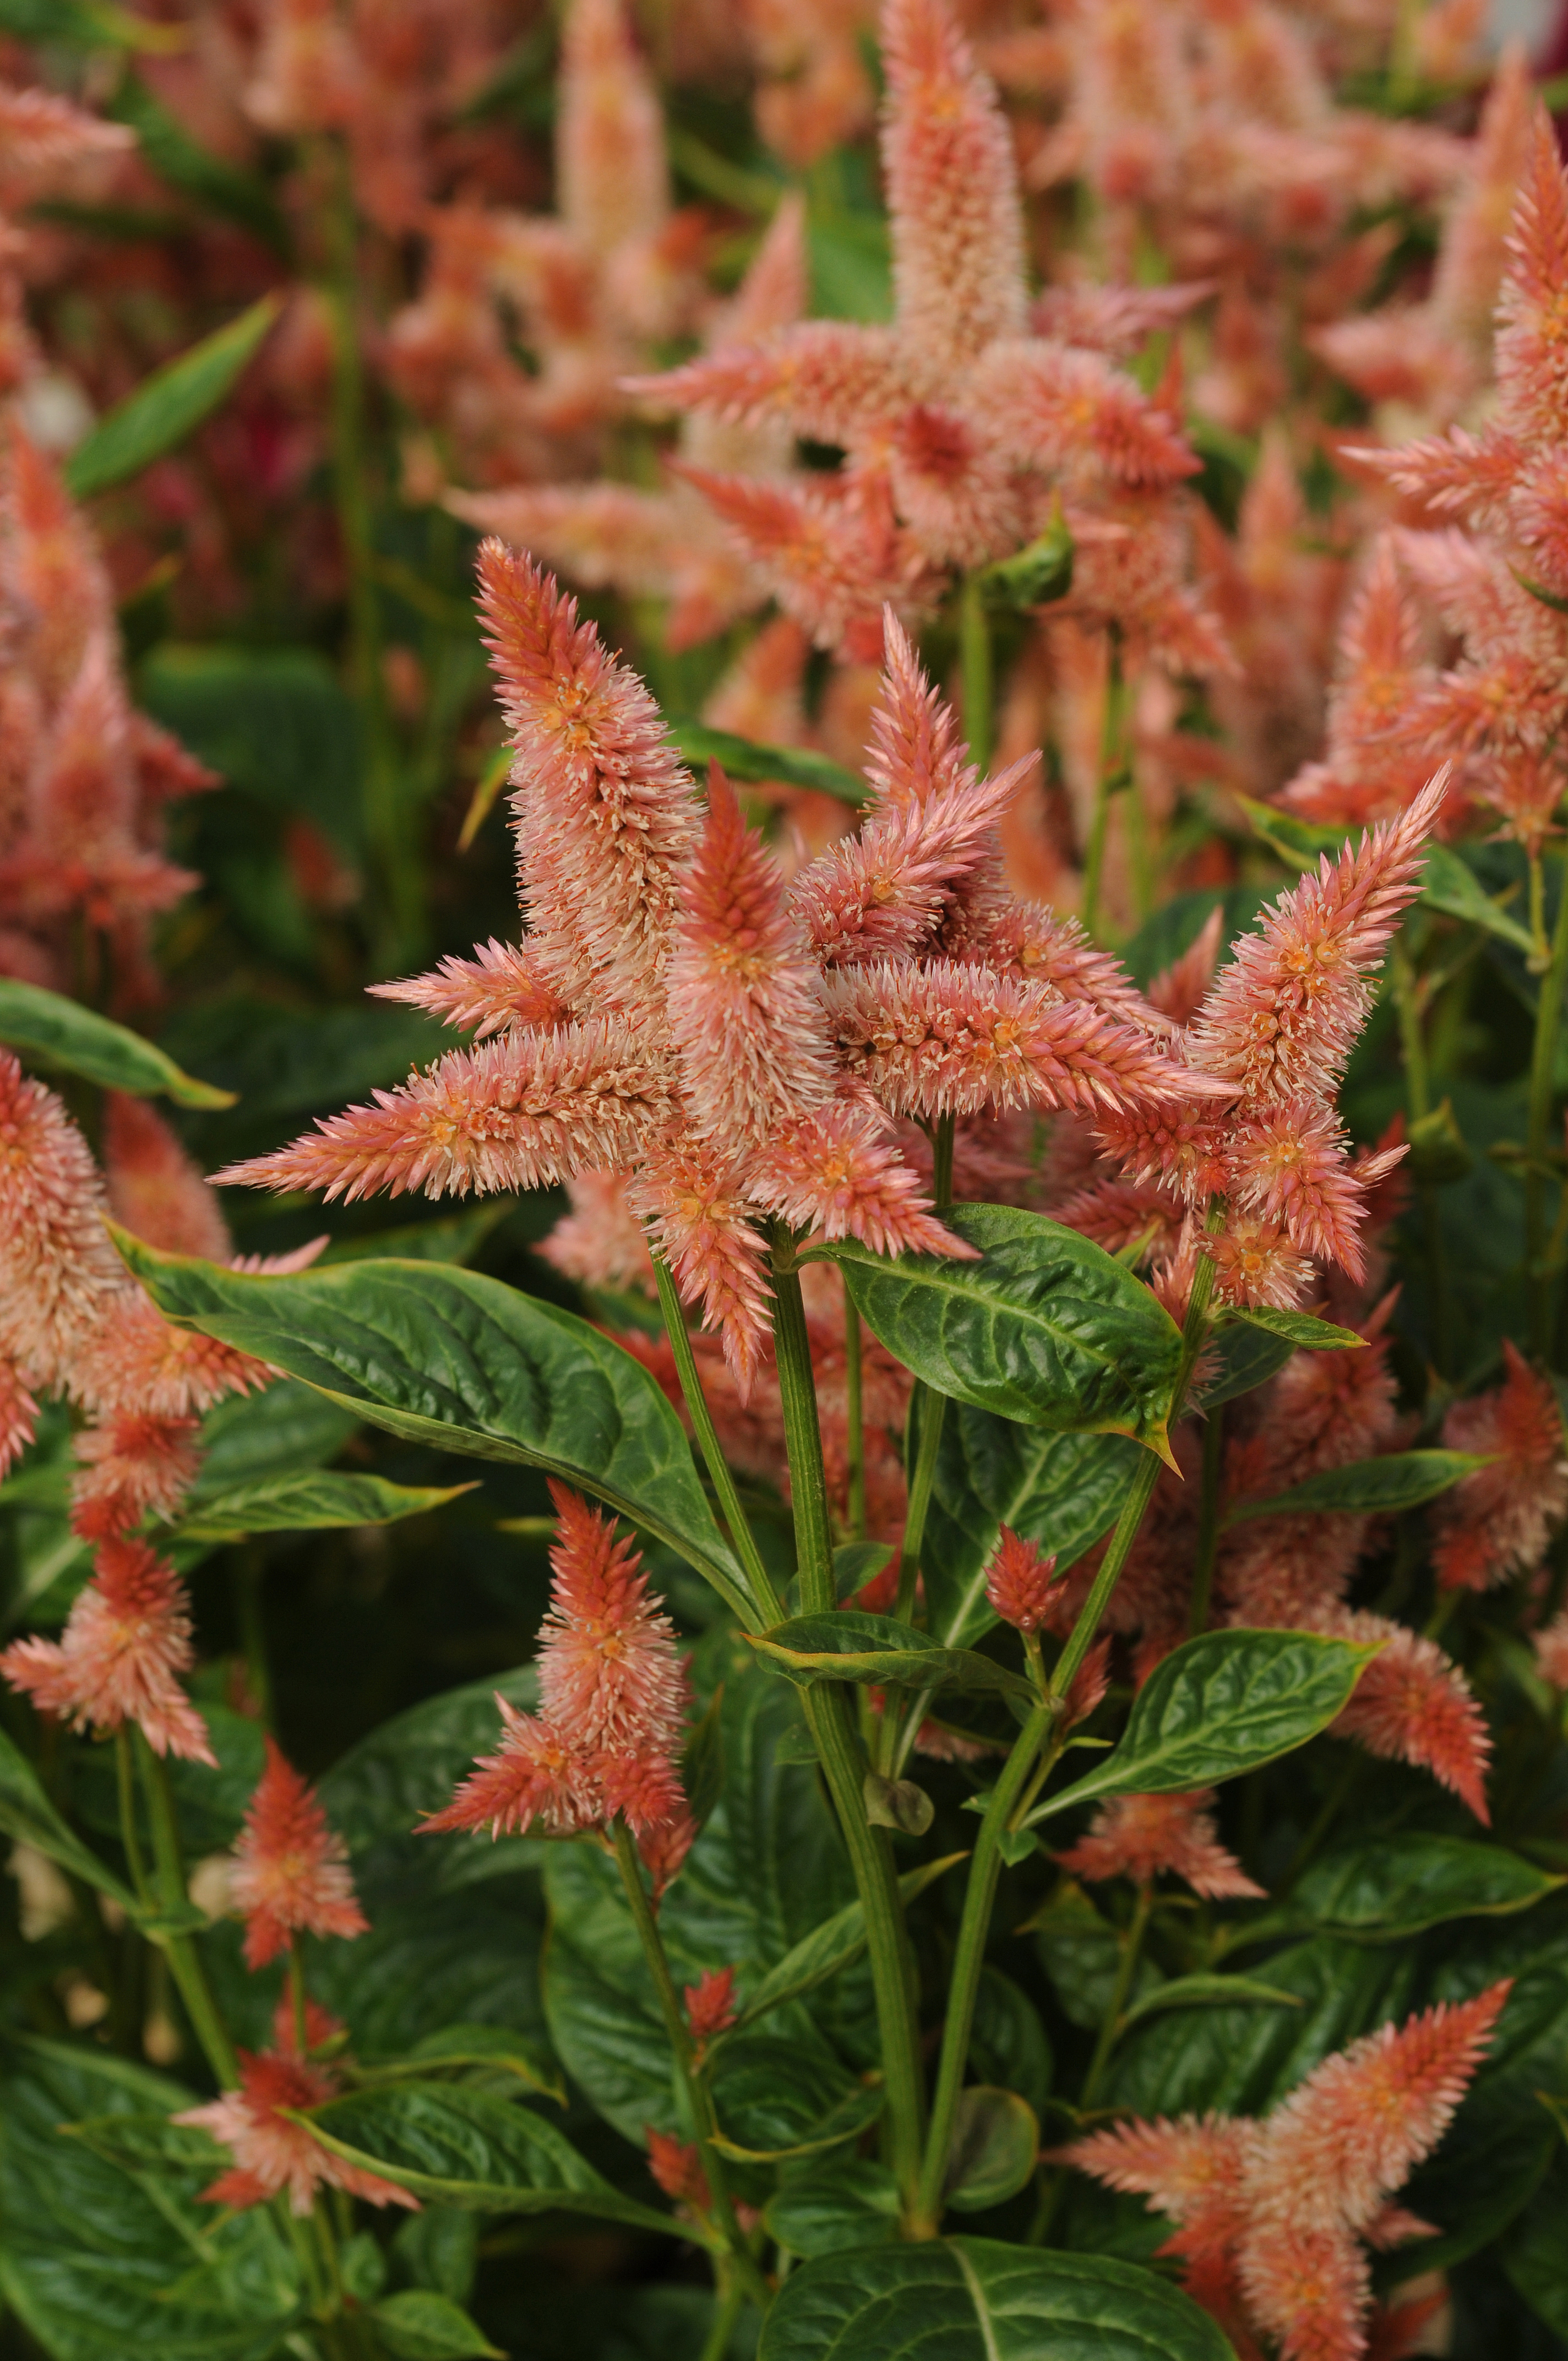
[0,978,235,1107]
[303,2083,685,2238]
[833,1538,894,1600]
[1120,1976,1303,2032]
[194,1380,361,1494]
[1026,1629,1378,1826]
[1224,1305,1366,1351]
[174,1470,476,1543]
[0,1726,138,1913]
[357,2025,565,2108]
[970,1968,1054,2116]
[110,1237,762,1625]
[1226,1449,1491,1525]
[66,292,283,499]
[835,1205,1184,1458]
[368,2292,503,2361]
[1420,841,1538,955]
[1290,1834,1560,1940]
[941,2088,1040,2213]
[747,1611,1036,1704]
[757,2240,1232,2361]
[707,2039,885,2162]
[1195,1320,1295,1408]
[864,1771,935,1836]
[1235,793,1347,868]
[666,717,869,808]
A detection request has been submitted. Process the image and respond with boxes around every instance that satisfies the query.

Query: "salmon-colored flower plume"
[745,1101,968,1260]
[0,1538,214,1763]
[1328,1612,1493,1823]
[229,1738,369,1970]
[646,2127,709,2210]
[371,938,569,1040]
[627,1140,774,1400]
[983,1526,1059,1635]
[684,1965,738,2043]
[103,1094,232,1265]
[177,2050,418,2218]
[1056,1790,1264,1900]
[420,1695,603,1840]
[1432,1341,1567,1592]
[69,1412,202,1543]
[537,1483,688,1754]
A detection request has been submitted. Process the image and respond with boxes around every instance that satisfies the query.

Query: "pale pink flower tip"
[538,1482,687,1755]
[646,2125,709,2210]
[228,1737,368,1971]
[0,1538,214,1764]
[1056,1790,1264,1901]
[684,1965,739,2042]
[176,2049,419,2218]
[983,1525,1059,1635]
[1433,1340,1568,1593]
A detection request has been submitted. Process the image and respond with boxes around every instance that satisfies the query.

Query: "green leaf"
[666,717,868,808]
[175,1469,475,1542]
[837,1205,1184,1458]
[193,1379,361,1494]
[111,1238,761,1624]
[139,644,363,855]
[66,295,282,500]
[863,1770,934,1835]
[369,2292,503,2360]
[941,2088,1040,2213]
[1120,1976,1303,2032]
[917,1400,1138,1651]
[1194,1320,1294,1408]
[1420,840,1538,955]
[765,2161,901,2259]
[1504,2159,1568,2338]
[970,1968,1054,2116]
[304,2083,684,2237]
[359,2024,565,2108]
[0,0,179,45]
[108,75,287,251]
[0,1726,138,1912]
[747,1611,1036,1702]
[758,2239,1233,2361]
[1224,1305,1365,1351]
[1226,1448,1490,1525]
[709,2039,885,2162]
[1235,795,1347,868]
[731,1853,967,2035]
[1022,1880,1163,2031]
[833,1538,894,1600]
[0,977,235,1107]
[1291,1834,1561,1940]
[1025,1630,1378,1826]
[979,516,1074,610]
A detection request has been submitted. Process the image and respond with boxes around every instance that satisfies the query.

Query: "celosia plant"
[3,10,1568,2361]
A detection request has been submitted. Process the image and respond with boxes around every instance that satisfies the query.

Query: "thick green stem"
[843,1294,867,1543]
[649,1248,780,1629]
[699,2272,748,2361]
[959,575,993,775]
[137,1737,237,2087]
[1527,855,1568,1358]
[1188,1403,1224,1638]
[611,1824,769,2310]
[771,1230,927,2220]
[1080,1884,1152,2109]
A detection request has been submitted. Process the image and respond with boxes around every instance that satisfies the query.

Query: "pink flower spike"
[1328,1611,1493,1822]
[369,938,571,1039]
[1227,1099,1387,1281]
[627,1140,773,1400]
[666,765,837,1156]
[745,1101,974,1261]
[0,1538,213,1763]
[1433,1340,1568,1592]
[684,1966,738,2042]
[0,1053,124,1389]
[0,1357,37,1483]
[1057,1791,1264,1900]
[176,2050,418,2218]
[1055,2113,1253,2268]
[537,1484,687,1758]
[70,1411,201,1542]
[646,2126,709,2210]
[229,1738,368,1971]
[420,1695,601,1840]
[866,611,979,814]
[217,1021,670,1205]
[983,1526,1059,1635]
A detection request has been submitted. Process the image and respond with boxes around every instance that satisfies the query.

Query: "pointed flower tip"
[230,1737,367,1970]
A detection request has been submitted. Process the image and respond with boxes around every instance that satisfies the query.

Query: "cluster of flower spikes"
[422,1483,696,1895]
[1288,111,1568,861]
[0,1062,317,1762]
[1060,1978,1512,2361]
[175,1743,411,2219]
[222,537,1227,1398]
[627,0,1227,678]
[0,87,218,1002]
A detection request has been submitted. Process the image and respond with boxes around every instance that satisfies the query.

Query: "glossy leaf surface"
[1228,1449,1490,1525]
[176,1469,474,1542]
[941,2088,1040,2213]
[1225,1305,1365,1351]
[748,1611,1035,1702]
[66,293,282,498]
[1291,1835,1560,1939]
[0,978,235,1107]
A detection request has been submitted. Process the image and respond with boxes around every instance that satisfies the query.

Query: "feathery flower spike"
[177,2052,419,2218]
[229,1738,369,1970]
[536,1484,688,1755]
[1432,1341,1567,1592]
[684,1966,738,2043]
[1055,1791,1264,1900]
[983,1526,1059,1634]
[0,1538,214,1763]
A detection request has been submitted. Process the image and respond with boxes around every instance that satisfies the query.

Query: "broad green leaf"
[1291,1834,1561,1940]
[111,1238,761,1624]
[108,75,287,250]
[832,1538,894,1600]
[667,718,868,807]
[369,2292,502,2360]
[304,2082,683,2237]
[1227,1449,1489,1525]
[175,1469,475,1542]
[193,1379,360,1494]
[1421,840,1537,955]
[1225,1305,1365,1351]
[60,2111,225,2178]
[72,1695,264,1859]
[708,2038,885,2162]
[917,1396,1139,1651]
[1025,1630,1378,1826]
[0,977,234,1107]
[970,1968,1054,2116]
[942,2088,1040,2213]
[1120,1976,1302,2032]
[1504,2160,1568,2338]
[0,2038,300,2360]
[359,2024,565,2107]
[0,1726,137,1912]
[758,2239,1232,2361]
[747,1611,1036,1703]
[837,1205,1184,1457]
[731,1854,967,2035]
[66,294,282,499]
[1195,1320,1294,1407]
[139,645,363,854]
[323,1204,513,1267]
[765,2160,901,2259]
[320,1667,541,1857]
[1024,1880,1163,2031]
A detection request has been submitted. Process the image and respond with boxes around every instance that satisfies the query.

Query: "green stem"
[959,575,993,775]
[1079,1884,1152,2109]
[610,1824,769,2310]
[1188,1403,1224,1638]
[771,1228,927,2221]
[892,1391,946,1630]
[1527,855,1568,1358]
[843,1294,867,1544]
[136,1736,237,2087]
[1081,635,1126,944]
[649,1248,781,1629]
[115,1728,153,1909]
[699,2272,747,2361]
